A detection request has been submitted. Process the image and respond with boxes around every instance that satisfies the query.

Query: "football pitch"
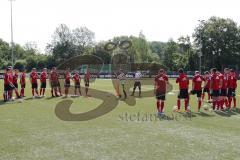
[0,79,240,160]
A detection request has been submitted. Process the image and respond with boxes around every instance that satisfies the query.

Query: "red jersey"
[30,72,38,84]
[73,74,80,84]
[65,72,71,83]
[4,73,10,85]
[228,74,237,89]
[204,75,211,89]
[40,72,47,83]
[221,74,229,89]
[20,73,26,85]
[155,74,168,92]
[192,74,204,90]
[211,73,220,90]
[12,73,18,84]
[9,73,13,84]
[176,73,189,89]
[85,71,90,80]
[50,71,58,81]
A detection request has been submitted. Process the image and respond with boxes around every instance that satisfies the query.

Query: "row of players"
[3,66,238,115]
[3,66,91,102]
[154,68,238,116]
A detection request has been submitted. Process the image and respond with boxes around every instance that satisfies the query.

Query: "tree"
[94,41,111,64]
[149,41,167,62]
[178,36,198,70]
[72,27,95,53]
[193,17,240,70]
[46,24,95,63]
[164,39,178,70]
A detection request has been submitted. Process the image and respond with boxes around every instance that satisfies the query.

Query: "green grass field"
[0,79,240,160]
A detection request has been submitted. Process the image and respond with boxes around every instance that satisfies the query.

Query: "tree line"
[0,16,240,72]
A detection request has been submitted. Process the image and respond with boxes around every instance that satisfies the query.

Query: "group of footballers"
[154,68,238,116]
[2,65,238,116]
[3,66,91,102]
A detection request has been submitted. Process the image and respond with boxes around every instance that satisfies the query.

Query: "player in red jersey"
[12,69,21,98]
[64,68,71,97]
[228,69,237,109]
[7,66,13,100]
[73,71,82,96]
[191,71,204,112]
[202,71,211,102]
[40,68,47,97]
[56,70,62,96]
[30,68,39,98]
[154,69,169,116]
[3,67,11,102]
[218,68,230,110]
[210,68,221,111]
[176,68,190,112]
[84,65,91,96]
[49,67,59,97]
[20,69,26,97]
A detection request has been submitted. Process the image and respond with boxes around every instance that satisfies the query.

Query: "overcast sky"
[0,0,239,52]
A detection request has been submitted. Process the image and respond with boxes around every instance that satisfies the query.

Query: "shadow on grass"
[176,112,196,117]
[215,110,237,117]
[193,111,215,117]
[231,108,240,114]
[0,101,6,106]
[24,96,45,101]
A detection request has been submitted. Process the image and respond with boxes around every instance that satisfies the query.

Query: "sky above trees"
[0,0,239,52]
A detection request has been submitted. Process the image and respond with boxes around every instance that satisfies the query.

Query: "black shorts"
[51,81,58,88]
[64,81,70,88]
[134,81,141,88]
[85,79,89,87]
[191,90,202,97]
[220,89,227,96]
[21,84,26,89]
[41,82,46,89]
[75,83,81,89]
[178,89,189,99]
[13,83,18,89]
[57,81,61,87]
[32,83,38,89]
[4,85,10,91]
[228,88,236,97]
[9,84,15,90]
[203,88,210,93]
[211,90,220,97]
[156,92,166,100]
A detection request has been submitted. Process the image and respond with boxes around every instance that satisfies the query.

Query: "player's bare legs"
[197,97,202,112]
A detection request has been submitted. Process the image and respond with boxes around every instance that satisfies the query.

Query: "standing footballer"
[191,71,204,112]
[210,68,221,111]
[228,69,237,110]
[30,68,39,98]
[131,68,142,97]
[64,68,71,97]
[20,69,26,97]
[218,68,229,110]
[12,69,21,99]
[202,71,211,102]
[3,67,11,102]
[84,66,91,96]
[73,71,82,96]
[117,69,127,99]
[154,69,169,116]
[49,67,59,97]
[40,68,47,97]
[176,68,190,112]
